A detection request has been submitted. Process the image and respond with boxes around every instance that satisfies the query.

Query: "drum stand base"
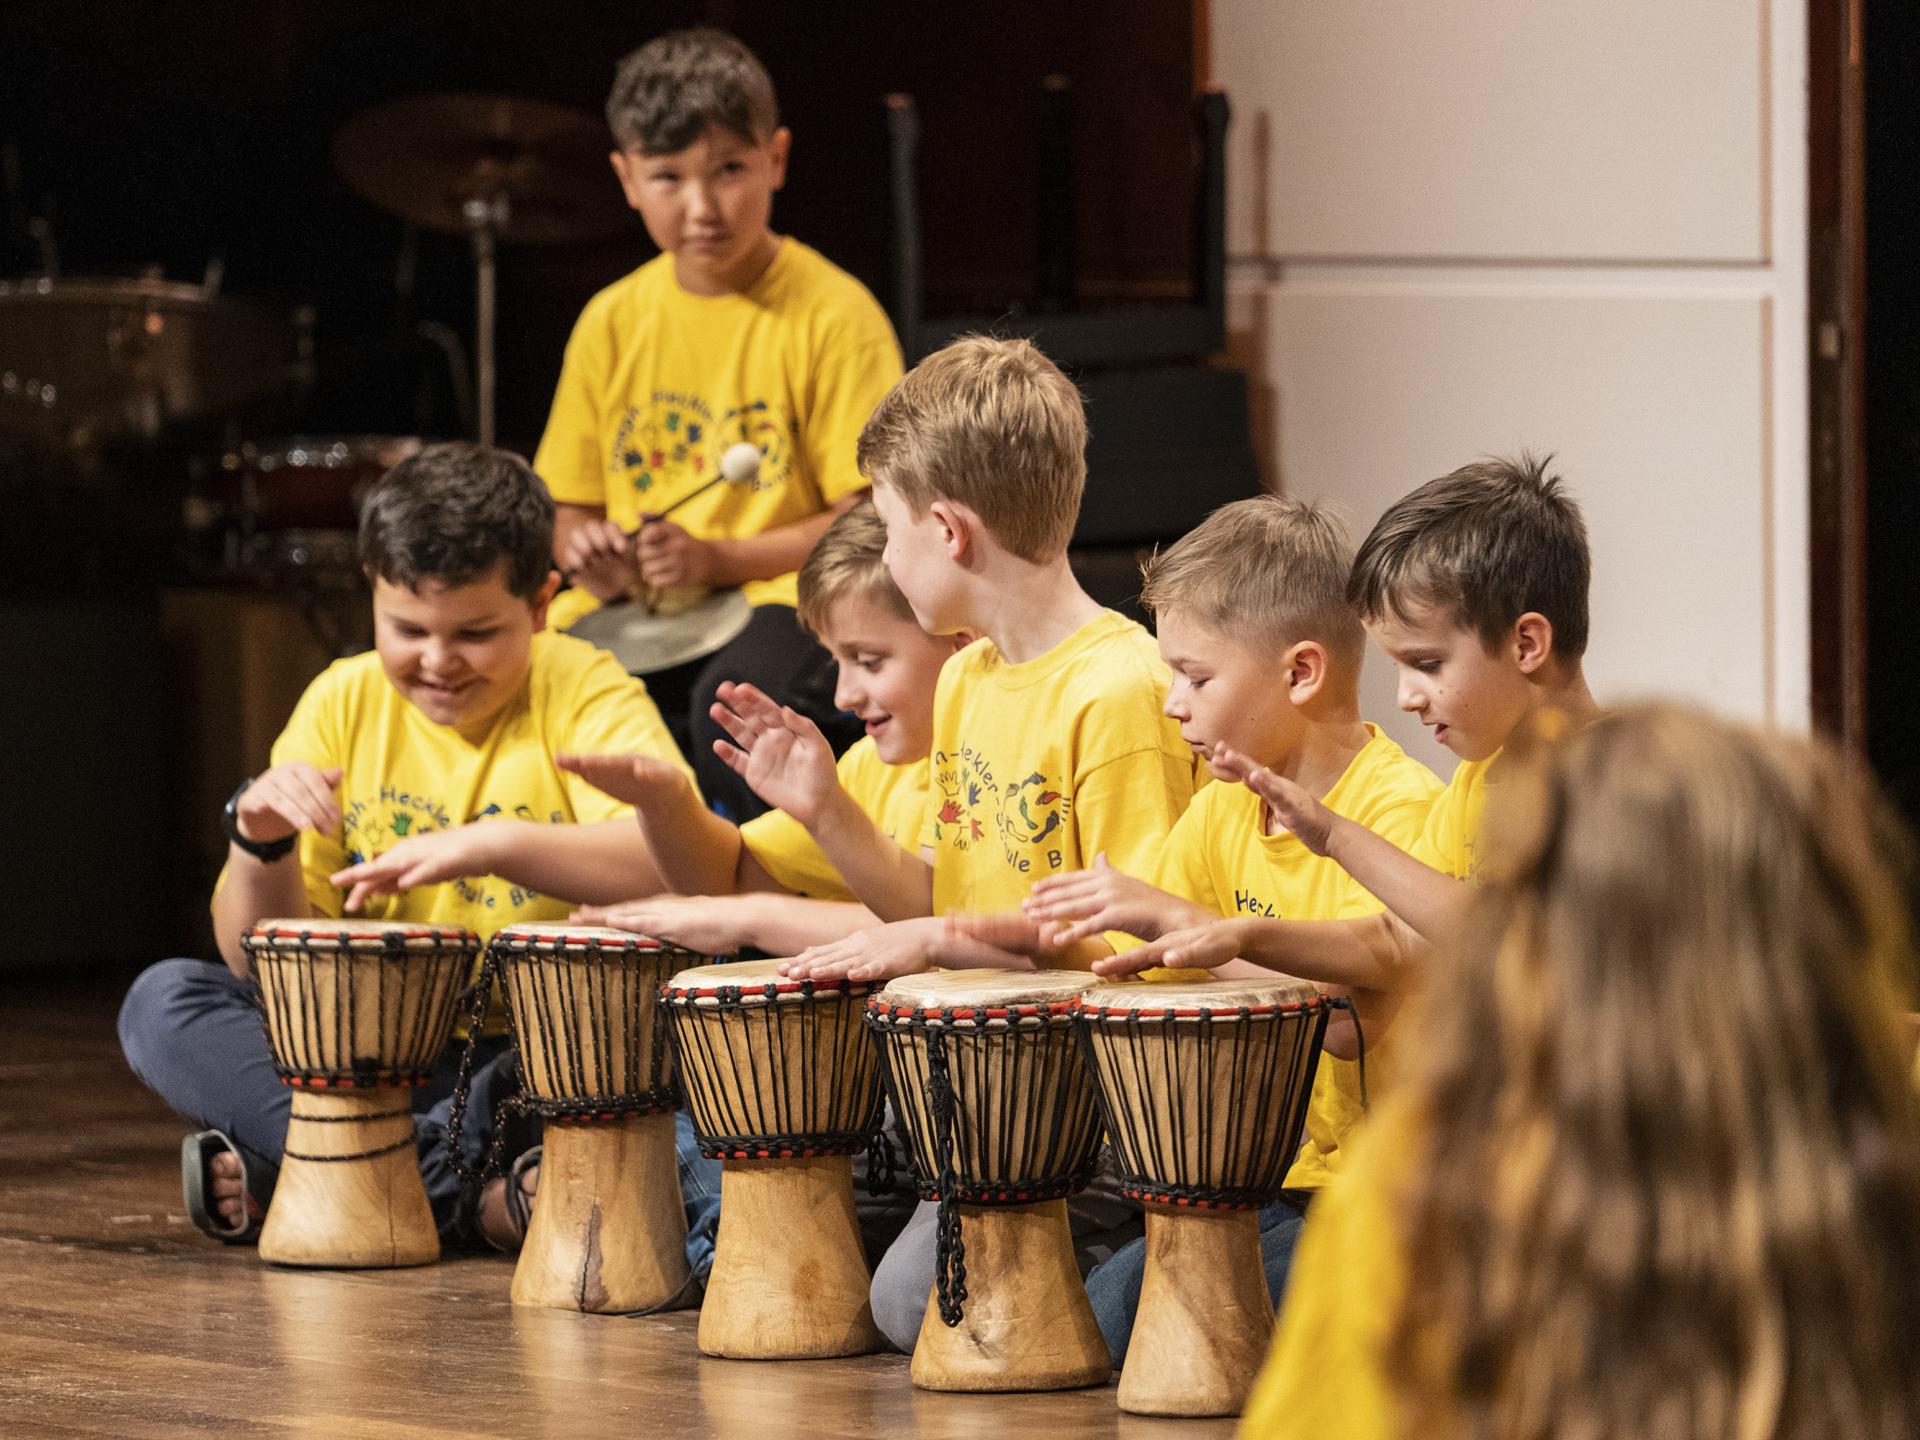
[1119,1206,1273,1416]
[910,1199,1111,1392]
[699,1155,882,1359]
[258,1088,439,1269]
[512,1113,690,1313]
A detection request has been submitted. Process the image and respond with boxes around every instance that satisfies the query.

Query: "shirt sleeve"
[1071,745,1193,884]
[800,310,904,505]
[249,672,350,919]
[739,808,848,901]
[554,649,699,822]
[532,301,615,509]
[1148,791,1227,915]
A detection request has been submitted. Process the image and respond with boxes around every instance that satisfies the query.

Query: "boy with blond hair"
[706,334,1199,1348]
[1097,454,1598,994]
[1008,493,1440,1359]
[536,28,904,817]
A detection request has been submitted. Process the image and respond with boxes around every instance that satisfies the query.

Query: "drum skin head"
[875,967,1097,1013]
[1078,976,1322,1016]
[245,918,480,952]
[491,923,671,951]
[662,957,868,1002]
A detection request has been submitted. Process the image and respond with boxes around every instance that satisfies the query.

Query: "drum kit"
[240,909,1333,1418]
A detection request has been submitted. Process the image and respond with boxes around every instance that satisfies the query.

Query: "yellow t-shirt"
[1146,726,1441,1189]
[1239,1099,1419,1440]
[533,240,904,610]
[739,737,929,902]
[216,631,692,939]
[923,611,1198,921]
[1408,749,1502,881]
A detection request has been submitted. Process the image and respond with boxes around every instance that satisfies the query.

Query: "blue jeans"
[118,958,519,1246]
[1084,1190,1313,1365]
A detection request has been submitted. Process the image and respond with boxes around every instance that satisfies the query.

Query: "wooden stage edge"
[0,974,1233,1439]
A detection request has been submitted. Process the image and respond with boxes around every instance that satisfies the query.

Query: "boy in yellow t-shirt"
[116,444,693,1252]
[1008,496,1440,1363]
[704,336,1199,1350]
[534,28,903,819]
[1095,454,1599,999]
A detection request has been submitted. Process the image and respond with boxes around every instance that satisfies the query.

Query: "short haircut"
[796,498,916,636]
[1348,453,1591,661]
[1141,494,1365,664]
[358,443,555,599]
[855,335,1086,562]
[606,28,779,154]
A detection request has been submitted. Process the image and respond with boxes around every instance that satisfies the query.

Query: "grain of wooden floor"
[0,975,1235,1440]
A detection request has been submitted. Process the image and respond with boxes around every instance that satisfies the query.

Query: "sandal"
[505,1143,541,1242]
[181,1129,264,1244]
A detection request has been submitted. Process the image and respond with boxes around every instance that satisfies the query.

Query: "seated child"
[701,335,1202,1349]
[1012,494,1441,1361]
[1241,705,1920,1440]
[1095,455,1598,997]
[535,27,905,818]
[116,443,694,1251]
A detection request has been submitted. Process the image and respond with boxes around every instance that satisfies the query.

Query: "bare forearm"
[730,894,883,954]
[211,851,313,976]
[633,778,742,896]
[808,788,934,921]
[493,820,666,906]
[1322,818,1472,943]
[1225,912,1427,992]
[703,500,855,587]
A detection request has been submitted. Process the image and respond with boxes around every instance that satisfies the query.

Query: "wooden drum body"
[660,960,885,1359]
[1077,978,1329,1417]
[868,969,1109,1393]
[245,920,476,1269]
[494,924,694,1314]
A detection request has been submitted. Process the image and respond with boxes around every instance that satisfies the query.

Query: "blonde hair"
[795,498,914,636]
[855,335,1086,562]
[1139,494,1364,666]
[1389,704,1920,1440]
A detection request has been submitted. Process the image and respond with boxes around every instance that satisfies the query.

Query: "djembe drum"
[490,924,694,1313]
[1077,977,1329,1416]
[867,969,1109,1393]
[660,959,886,1358]
[244,919,476,1268]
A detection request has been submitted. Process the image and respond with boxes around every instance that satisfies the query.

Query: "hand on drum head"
[235,763,345,848]
[1020,853,1216,945]
[559,517,640,603]
[330,823,506,913]
[1212,745,1335,856]
[1090,918,1246,979]
[571,894,755,955]
[709,682,841,826]
[557,751,694,810]
[633,516,717,590]
[781,916,944,983]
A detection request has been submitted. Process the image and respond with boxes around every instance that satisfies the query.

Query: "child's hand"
[1090,919,1246,979]
[234,763,344,847]
[559,518,639,603]
[943,911,1062,958]
[778,917,943,985]
[570,895,749,956]
[1020,854,1214,944]
[329,823,507,913]
[709,682,840,826]
[557,752,693,810]
[635,517,716,590]
[1212,745,1336,855]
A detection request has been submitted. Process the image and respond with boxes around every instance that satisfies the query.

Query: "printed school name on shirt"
[610,390,794,500]
[338,790,561,910]
[930,745,1073,875]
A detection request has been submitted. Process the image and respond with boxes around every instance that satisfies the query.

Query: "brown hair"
[1348,453,1591,661]
[1388,704,1920,1440]
[359,443,554,599]
[1140,494,1364,666]
[606,28,779,154]
[795,498,915,636]
[855,335,1086,562]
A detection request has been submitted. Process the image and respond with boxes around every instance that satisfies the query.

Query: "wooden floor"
[0,975,1236,1439]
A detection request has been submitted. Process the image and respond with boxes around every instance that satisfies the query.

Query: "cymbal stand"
[462,193,509,448]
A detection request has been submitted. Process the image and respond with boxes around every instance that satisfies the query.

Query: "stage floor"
[0,975,1235,1439]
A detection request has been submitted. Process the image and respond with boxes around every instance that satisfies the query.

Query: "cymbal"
[567,589,755,676]
[332,92,632,246]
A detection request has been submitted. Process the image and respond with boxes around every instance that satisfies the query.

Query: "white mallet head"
[720,442,762,484]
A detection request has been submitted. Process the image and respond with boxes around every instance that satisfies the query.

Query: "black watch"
[224,778,299,863]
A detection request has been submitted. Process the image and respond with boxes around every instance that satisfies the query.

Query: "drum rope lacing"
[246,924,473,1163]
